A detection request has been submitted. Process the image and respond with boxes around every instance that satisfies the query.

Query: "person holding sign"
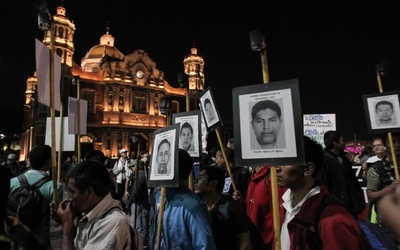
[277,136,365,249]
[250,100,283,149]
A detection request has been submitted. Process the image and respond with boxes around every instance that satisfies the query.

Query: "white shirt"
[280,186,321,250]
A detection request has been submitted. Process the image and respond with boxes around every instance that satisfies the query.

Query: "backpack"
[297,194,397,250]
[7,174,51,231]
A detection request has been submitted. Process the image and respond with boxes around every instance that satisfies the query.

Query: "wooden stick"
[215,127,237,192]
[376,71,399,179]
[49,18,58,205]
[156,187,166,249]
[261,48,281,250]
[57,104,63,182]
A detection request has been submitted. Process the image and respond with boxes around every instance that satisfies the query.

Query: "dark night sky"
[1,1,400,141]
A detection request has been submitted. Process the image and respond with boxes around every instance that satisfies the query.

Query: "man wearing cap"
[113,149,133,201]
[5,154,20,177]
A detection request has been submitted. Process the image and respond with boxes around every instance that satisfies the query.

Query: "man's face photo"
[376,103,394,123]
[180,127,193,151]
[205,102,215,122]
[156,141,170,173]
[251,108,282,147]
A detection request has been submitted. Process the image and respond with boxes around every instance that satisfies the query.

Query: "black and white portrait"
[364,91,400,133]
[199,87,222,130]
[172,110,202,160]
[149,129,176,181]
[233,79,305,167]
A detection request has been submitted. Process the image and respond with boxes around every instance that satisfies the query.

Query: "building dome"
[81,28,124,72]
[85,44,124,60]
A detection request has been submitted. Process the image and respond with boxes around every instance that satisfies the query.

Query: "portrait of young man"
[375,100,396,126]
[180,122,194,152]
[250,99,285,149]
[156,138,171,175]
[204,98,216,123]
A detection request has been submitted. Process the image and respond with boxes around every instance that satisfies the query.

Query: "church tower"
[42,5,76,67]
[183,44,205,91]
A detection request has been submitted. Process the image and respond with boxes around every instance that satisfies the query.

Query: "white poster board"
[45,117,75,151]
[303,114,336,147]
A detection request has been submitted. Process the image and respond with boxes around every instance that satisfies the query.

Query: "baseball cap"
[119,149,128,154]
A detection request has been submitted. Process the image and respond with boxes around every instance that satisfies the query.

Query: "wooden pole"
[215,127,237,192]
[186,88,194,190]
[376,71,399,179]
[77,79,81,164]
[133,143,141,250]
[156,187,166,249]
[57,103,64,182]
[261,46,281,250]
[49,19,58,205]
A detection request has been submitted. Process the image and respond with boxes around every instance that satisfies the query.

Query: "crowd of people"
[0,129,399,249]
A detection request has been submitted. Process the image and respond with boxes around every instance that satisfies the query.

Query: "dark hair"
[323,130,342,150]
[201,166,226,193]
[375,100,393,111]
[178,149,194,179]
[85,150,105,164]
[303,136,324,177]
[65,160,110,197]
[28,145,51,170]
[204,98,211,107]
[180,122,193,134]
[251,100,281,121]
[218,147,234,164]
[158,138,171,152]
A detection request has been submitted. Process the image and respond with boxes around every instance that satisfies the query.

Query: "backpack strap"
[17,174,51,189]
[290,194,343,249]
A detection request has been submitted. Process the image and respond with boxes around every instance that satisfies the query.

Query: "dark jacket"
[318,150,365,216]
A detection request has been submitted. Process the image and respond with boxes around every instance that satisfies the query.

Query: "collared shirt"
[281,186,321,250]
[75,193,131,249]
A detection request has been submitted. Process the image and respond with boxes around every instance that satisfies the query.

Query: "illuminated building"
[20,5,205,160]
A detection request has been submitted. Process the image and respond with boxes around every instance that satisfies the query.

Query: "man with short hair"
[180,122,194,152]
[367,132,400,222]
[278,136,366,249]
[196,166,253,250]
[250,100,283,149]
[318,130,365,218]
[156,139,171,174]
[375,100,396,126]
[6,153,20,177]
[9,145,63,248]
[56,160,132,249]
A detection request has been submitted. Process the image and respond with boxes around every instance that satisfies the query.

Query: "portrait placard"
[148,123,180,187]
[172,110,202,161]
[199,87,223,131]
[363,90,400,134]
[232,79,305,166]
